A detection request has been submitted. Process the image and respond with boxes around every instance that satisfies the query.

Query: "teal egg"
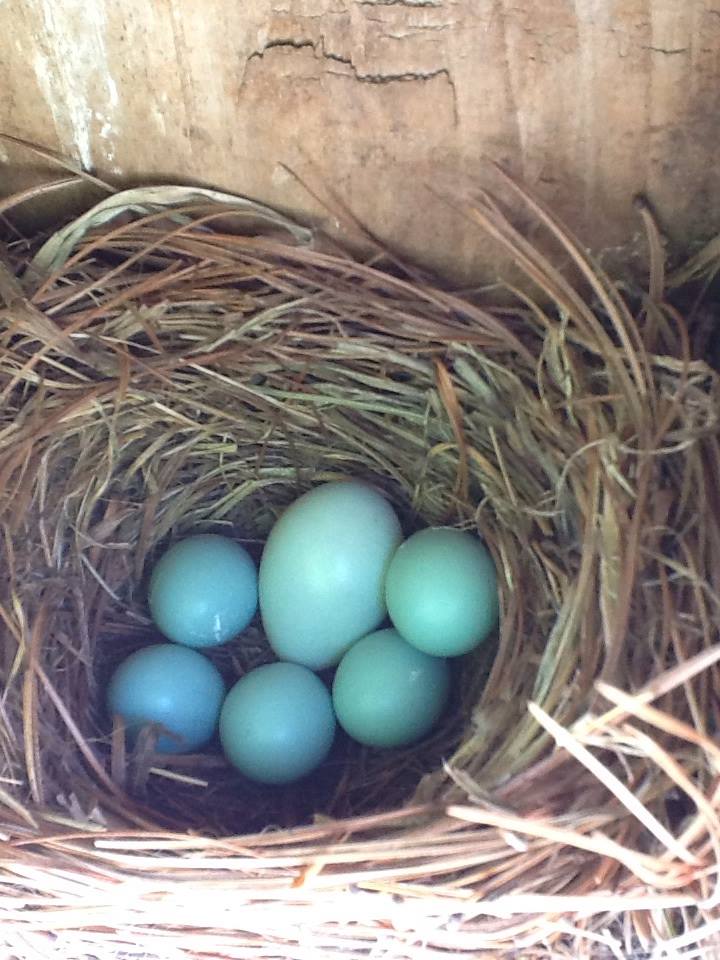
[332,628,450,748]
[149,534,258,648]
[385,527,498,657]
[258,481,402,670]
[219,662,336,784]
[107,644,225,754]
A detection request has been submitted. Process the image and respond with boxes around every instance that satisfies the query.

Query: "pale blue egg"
[149,534,258,648]
[332,628,450,748]
[385,527,498,657]
[258,481,402,670]
[220,662,336,784]
[107,644,225,754]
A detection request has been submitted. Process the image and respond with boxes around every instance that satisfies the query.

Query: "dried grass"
[0,168,719,958]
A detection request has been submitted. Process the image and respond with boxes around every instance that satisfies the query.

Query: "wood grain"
[1,1,719,279]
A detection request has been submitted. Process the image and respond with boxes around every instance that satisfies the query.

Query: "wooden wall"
[2,1,720,279]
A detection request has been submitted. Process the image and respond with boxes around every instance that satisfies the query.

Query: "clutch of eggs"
[108,481,499,785]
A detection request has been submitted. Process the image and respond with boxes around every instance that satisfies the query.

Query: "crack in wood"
[642,45,689,56]
[244,36,458,124]
[356,0,442,7]
[376,23,456,37]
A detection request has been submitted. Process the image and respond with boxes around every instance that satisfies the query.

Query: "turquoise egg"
[332,628,450,748]
[385,527,498,657]
[219,662,336,784]
[258,481,402,670]
[149,534,258,648]
[107,644,225,754]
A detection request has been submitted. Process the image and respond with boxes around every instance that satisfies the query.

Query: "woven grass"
[1,168,720,959]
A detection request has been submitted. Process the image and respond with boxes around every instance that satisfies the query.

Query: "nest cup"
[2,179,720,959]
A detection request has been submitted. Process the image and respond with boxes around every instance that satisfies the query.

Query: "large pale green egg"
[107,644,225,754]
[385,527,498,657]
[258,481,402,670]
[332,628,450,748]
[219,662,336,784]
[149,534,258,648]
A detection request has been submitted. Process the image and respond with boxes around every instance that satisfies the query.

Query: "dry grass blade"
[0,173,718,959]
[0,133,115,193]
[528,702,698,866]
[0,178,84,218]
[27,185,313,279]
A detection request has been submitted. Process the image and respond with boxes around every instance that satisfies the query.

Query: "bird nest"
[1,172,719,960]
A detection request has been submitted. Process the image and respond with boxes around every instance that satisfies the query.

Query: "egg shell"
[219,662,336,784]
[149,534,258,648]
[385,527,498,657]
[258,481,402,670]
[107,644,225,754]
[332,628,450,748]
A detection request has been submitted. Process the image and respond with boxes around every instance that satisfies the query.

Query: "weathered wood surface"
[1,1,719,279]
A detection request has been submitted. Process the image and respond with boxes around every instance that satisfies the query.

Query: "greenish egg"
[219,662,336,784]
[259,481,402,670]
[149,534,258,648]
[107,644,225,754]
[385,527,498,657]
[332,628,450,748]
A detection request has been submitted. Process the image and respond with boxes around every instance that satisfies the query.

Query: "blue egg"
[219,662,336,784]
[332,628,450,748]
[149,534,258,648]
[107,644,225,754]
[259,481,402,670]
[385,527,498,657]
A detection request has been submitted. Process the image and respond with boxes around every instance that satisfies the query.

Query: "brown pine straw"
[1,168,720,959]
